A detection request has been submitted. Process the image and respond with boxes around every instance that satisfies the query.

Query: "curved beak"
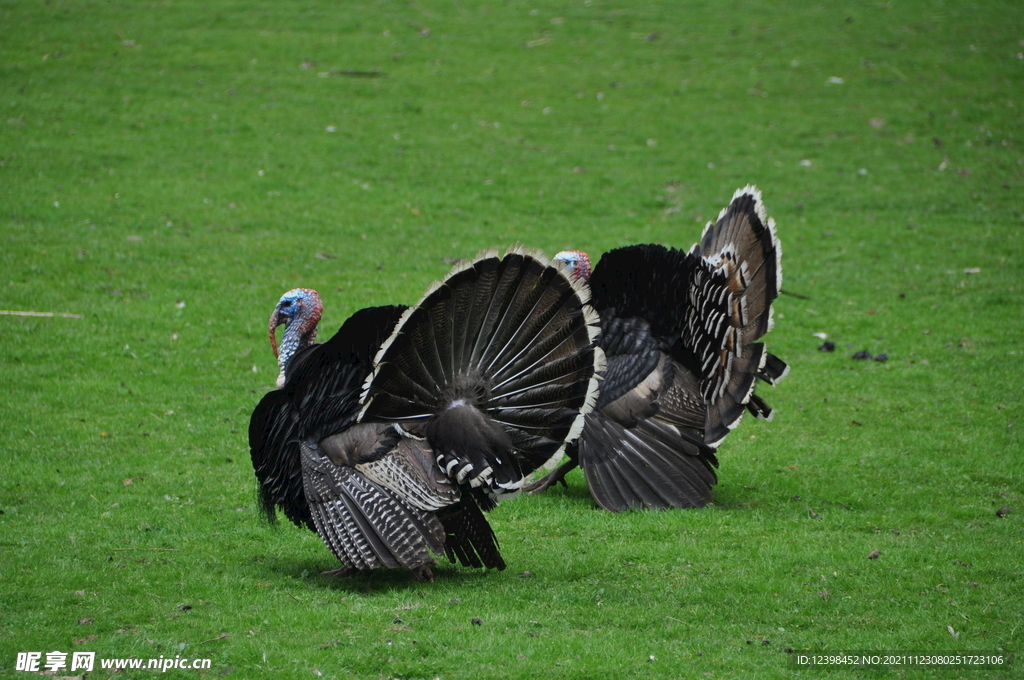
[268,307,285,358]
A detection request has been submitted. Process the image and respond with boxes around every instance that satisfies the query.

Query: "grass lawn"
[1,1,1022,678]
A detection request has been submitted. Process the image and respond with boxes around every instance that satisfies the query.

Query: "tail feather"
[684,186,785,445]
[451,250,501,369]
[745,393,774,420]
[360,247,602,494]
[491,380,592,409]
[700,186,778,327]
[483,266,588,376]
[703,342,765,446]
[492,352,597,405]
[489,306,592,394]
[409,306,448,390]
[476,258,548,371]
[369,354,442,408]
[758,351,789,386]
[465,254,529,368]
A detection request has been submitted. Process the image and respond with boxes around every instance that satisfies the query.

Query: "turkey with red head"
[249,247,602,580]
[526,185,788,511]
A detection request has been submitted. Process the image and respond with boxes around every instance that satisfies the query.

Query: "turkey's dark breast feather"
[588,244,695,342]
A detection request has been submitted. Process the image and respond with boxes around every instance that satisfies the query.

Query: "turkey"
[526,185,789,511]
[249,247,602,580]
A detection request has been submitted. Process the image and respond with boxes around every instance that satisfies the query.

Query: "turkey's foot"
[524,460,578,494]
[410,564,435,583]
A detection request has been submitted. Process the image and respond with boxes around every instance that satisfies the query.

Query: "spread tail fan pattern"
[683,185,789,445]
[360,246,603,496]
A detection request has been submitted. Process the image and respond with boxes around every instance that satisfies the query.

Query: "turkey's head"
[553,250,592,281]
[268,288,323,388]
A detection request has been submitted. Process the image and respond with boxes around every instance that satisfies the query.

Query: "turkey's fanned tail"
[683,185,788,446]
[360,247,603,496]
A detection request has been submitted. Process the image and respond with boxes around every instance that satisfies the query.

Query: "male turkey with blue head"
[250,247,603,580]
[267,288,323,388]
[526,185,789,511]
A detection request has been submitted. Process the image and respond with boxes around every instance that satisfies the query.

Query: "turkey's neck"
[277,313,319,388]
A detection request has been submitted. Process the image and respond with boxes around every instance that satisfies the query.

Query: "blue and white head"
[553,250,592,281]
[267,288,323,388]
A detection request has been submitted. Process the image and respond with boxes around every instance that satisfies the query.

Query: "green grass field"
[2,1,1022,678]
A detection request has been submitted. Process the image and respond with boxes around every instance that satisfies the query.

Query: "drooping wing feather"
[577,411,717,511]
[302,441,446,573]
[580,339,718,511]
[527,298,720,510]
